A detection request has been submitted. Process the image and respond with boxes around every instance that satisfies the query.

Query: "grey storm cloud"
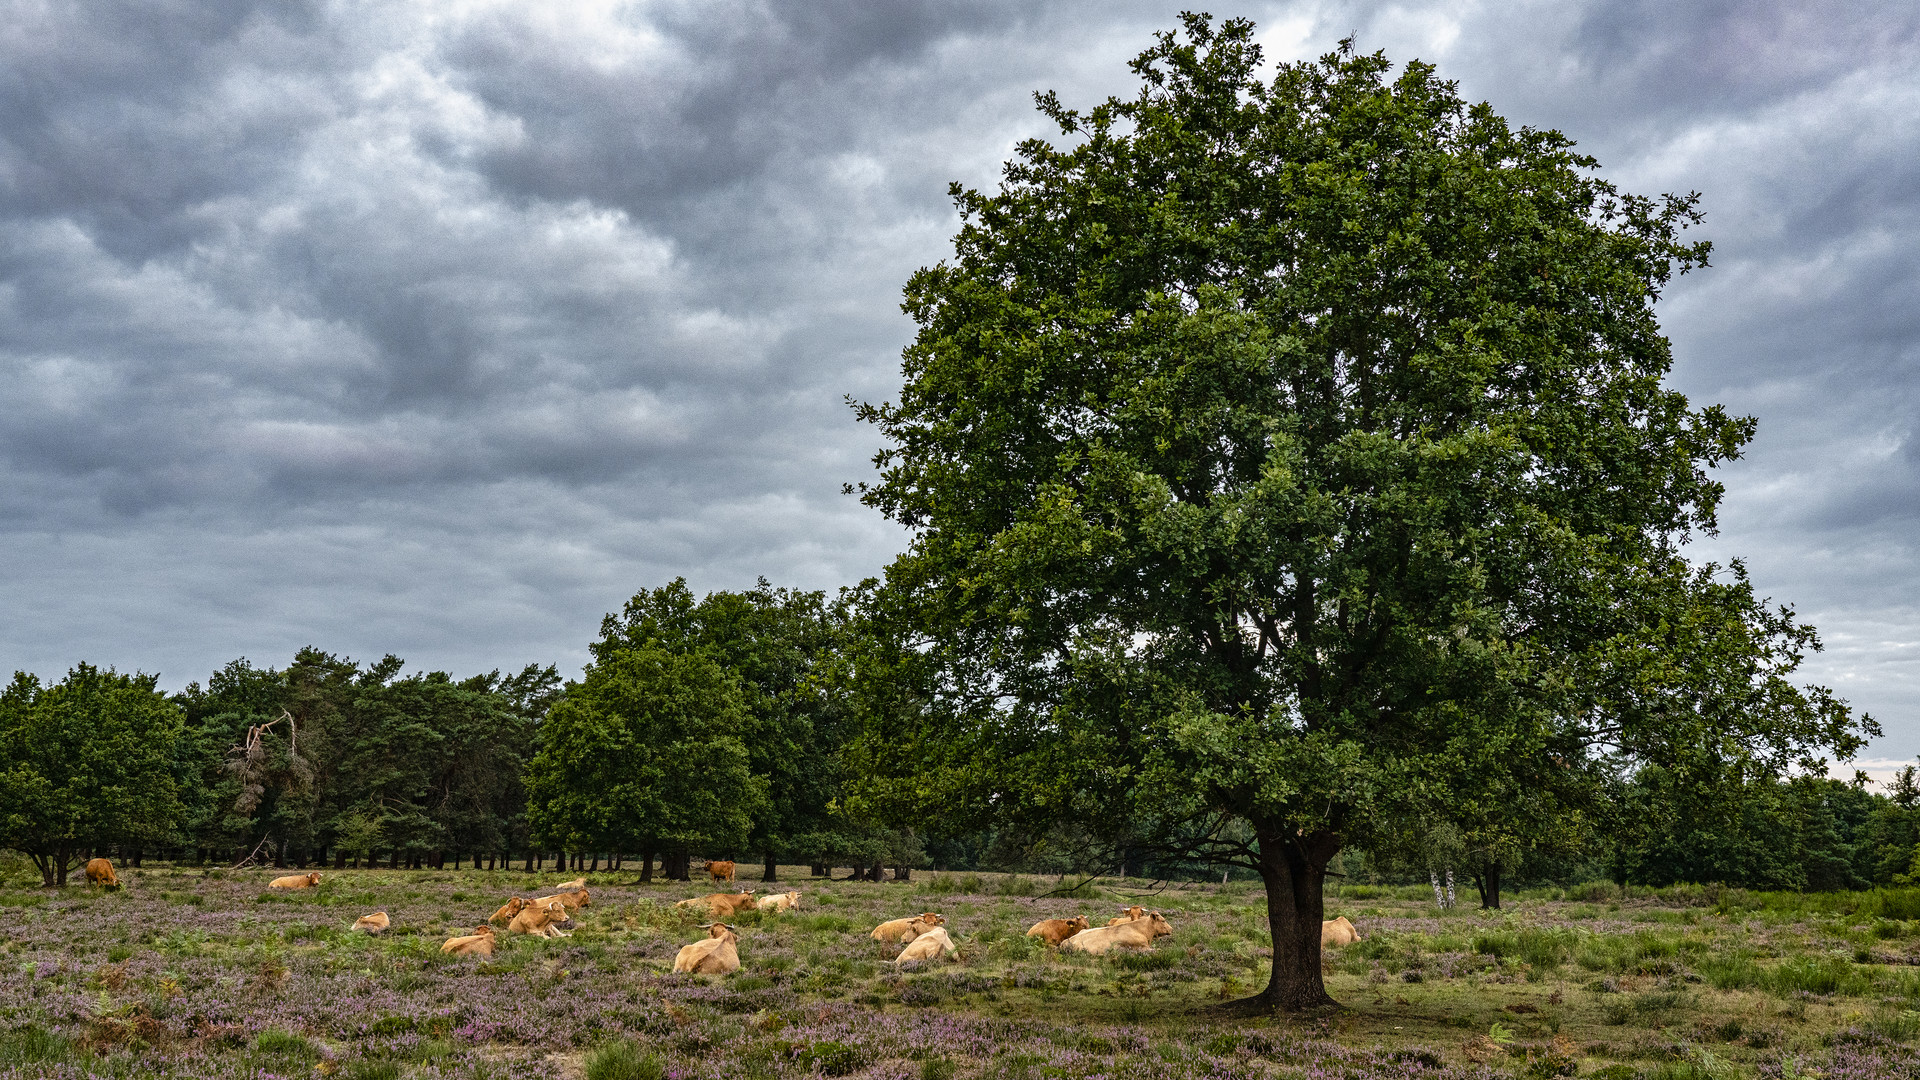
[3,0,1918,765]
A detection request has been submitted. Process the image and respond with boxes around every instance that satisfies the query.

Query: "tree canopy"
[526,643,762,874]
[0,665,185,886]
[851,16,1873,1010]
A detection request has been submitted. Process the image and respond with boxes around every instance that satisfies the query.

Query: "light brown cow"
[552,877,588,890]
[675,891,758,917]
[755,890,802,913]
[535,887,590,911]
[1025,916,1091,946]
[1106,905,1147,926]
[268,872,322,890]
[351,911,391,934]
[706,860,736,882]
[1060,911,1173,955]
[442,925,496,956]
[673,923,741,973]
[895,926,958,965]
[870,912,946,943]
[1321,916,1361,947]
[506,898,573,938]
[489,897,530,924]
[84,858,120,889]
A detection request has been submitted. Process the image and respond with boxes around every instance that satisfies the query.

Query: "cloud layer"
[3,0,1917,757]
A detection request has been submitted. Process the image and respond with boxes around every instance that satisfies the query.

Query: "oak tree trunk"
[1480,860,1502,910]
[763,853,778,882]
[1252,825,1339,1012]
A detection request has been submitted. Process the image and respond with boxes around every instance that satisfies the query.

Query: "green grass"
[585,1040,665,1080]
[14,864,1920,1079]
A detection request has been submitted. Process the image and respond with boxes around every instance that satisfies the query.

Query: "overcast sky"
[3,1,1917,765]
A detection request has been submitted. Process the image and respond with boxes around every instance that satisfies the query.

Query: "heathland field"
[4,866,1920,1079]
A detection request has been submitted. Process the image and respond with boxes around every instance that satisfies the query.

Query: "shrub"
[0,1025,73,1066]
[253,1028,321,1060]
[585,1040,664,1080]
[797,1040,869,1076]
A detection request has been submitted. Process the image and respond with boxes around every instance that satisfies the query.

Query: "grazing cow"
[755,890,802,913]
[442,925,496,956]
[1106,905,1147,926]
[1025,916,1091,946]
[351,911,391,934]
[871,912,946,943]
[1321,916,1361,947]
[507,898,573,938]
[268,872,322,890]
[675,891,758,917]
[1060,911,1173,955]
[895,926,958,965]
[536,887,590,911]
[706,860,736,882]
[673,923,741,974]
[84,859,120,889]
[489,897,530,924]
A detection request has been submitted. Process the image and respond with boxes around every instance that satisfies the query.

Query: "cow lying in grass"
[442,925,496,956]
[268,872,321,889]
[1321,916,1361,946]
[674,923,741,973]
[351,912,390,934]
[536,887,590,911]
[1107,906,1147,926]
[896,926,958,965]
[871,912,945,942]
[755,890,802,913]
[1060,911,1172,955]
[676,891,758,917]
[490,898,529,924]
[1026,916,1090,946]
[507,899,573,938]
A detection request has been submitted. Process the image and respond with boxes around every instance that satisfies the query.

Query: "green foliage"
[170,652,554,866]
[252,1028,321,1060]
[526,643,763,859]
[0,1024,73,1066]
[585,1040,665,1080]
[0,664,186,885]
[797,1040,869,1077]
[849,12,1869,1008]
[589,579,872,869]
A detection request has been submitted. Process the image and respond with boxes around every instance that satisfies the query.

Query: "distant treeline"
[1,577,1913,895]
[0,580,916,886]
[1324,768,1920,902]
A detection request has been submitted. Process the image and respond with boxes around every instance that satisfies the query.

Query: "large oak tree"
[852,18,1871,1011]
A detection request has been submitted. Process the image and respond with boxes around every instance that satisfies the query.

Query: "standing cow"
[706,860,736,882]
[85,859,120,889]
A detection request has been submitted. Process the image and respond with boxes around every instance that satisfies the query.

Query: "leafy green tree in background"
[850,17,1871,1010]
[526,644,762,880]
[593,580,860,879]
[0,665,185,886]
